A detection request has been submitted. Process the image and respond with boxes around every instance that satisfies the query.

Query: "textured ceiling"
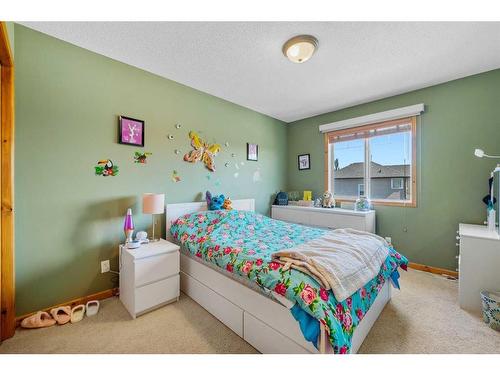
[20,22,500,122]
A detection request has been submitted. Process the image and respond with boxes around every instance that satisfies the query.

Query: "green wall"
[14,25,287,315]
[14,22,500,315]
[287,69,500,271]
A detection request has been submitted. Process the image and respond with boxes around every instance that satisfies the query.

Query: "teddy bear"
[222,197,233,210]
[322,191,335,208]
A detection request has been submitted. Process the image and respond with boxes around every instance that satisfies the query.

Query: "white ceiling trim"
[319,103,424,133]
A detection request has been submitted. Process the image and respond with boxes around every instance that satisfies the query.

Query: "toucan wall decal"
[95,159,119,176]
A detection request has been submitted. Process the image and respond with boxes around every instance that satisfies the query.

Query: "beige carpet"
[1,269,499,354]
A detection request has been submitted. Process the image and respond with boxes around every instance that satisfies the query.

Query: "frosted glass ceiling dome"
[282,35,319,64]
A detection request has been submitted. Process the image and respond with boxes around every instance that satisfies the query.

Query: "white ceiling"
[21,22,500,122]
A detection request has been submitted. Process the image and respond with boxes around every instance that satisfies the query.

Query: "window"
[326,117,416,207]
[358,184,365,196]
[391,178,404,190]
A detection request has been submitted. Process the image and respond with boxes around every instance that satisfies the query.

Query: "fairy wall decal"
[183,131,221,172]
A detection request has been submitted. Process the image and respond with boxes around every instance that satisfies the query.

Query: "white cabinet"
[119,239,180,318]
[458,224,500,313]
[271,205,375,233]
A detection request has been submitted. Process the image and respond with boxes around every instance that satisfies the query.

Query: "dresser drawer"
[309,212,364,231]
[272,208,310,225]
[135,275,180,314]
[135,251,180,287]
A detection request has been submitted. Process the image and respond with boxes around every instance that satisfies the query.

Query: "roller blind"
[327,117,413,144]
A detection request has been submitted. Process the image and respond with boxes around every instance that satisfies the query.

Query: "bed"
[166,199,407,354]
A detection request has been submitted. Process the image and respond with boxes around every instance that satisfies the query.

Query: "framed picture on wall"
[298,154,310,170]
[247,143,258,161]
[118,116,145,147]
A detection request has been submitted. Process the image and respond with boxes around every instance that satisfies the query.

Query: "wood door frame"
[0,21,15,341]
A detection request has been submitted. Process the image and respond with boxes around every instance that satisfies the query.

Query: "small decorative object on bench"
[322,191,335,208]
[303,190,312,201]
[274,191,288,205]
[288,191,300,203]
[355,196,372,211]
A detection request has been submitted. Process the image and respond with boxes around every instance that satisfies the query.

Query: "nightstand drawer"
[135,251,180,287]
[135,275,180,314]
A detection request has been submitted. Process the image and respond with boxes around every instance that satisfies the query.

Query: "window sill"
[335,198,416,208]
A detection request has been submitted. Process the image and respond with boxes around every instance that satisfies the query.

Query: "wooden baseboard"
[408,262,458,278]
[15,288,119,327]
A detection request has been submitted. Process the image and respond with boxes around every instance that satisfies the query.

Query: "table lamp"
[143,193,165,242]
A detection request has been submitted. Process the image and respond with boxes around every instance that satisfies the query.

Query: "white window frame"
[325,116,417,207]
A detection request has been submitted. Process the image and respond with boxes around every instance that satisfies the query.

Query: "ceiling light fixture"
[282,35,319,64]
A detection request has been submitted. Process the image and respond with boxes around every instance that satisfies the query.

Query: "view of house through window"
[370,131,411,201]
[331,138,365,198]
[328,117,415,205]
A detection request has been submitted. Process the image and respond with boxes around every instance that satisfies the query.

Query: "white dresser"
[271,205,375,233]
[458,223,500,313]
[119,239,180,318]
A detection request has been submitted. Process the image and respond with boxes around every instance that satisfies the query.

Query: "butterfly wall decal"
[183,131,221,172]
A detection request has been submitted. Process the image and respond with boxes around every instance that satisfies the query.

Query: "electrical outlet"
[101,260,110,273]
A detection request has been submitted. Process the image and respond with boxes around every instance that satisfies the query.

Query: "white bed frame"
[165,199,391,354]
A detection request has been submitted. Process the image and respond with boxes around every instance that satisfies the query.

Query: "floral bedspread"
[170,210,408,354]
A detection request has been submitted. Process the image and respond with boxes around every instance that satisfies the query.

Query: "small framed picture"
[298,154,310,170]
[247,143,258,161]
[118,116,145,147]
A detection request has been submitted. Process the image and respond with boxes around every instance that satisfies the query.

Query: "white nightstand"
[119,239,180,318]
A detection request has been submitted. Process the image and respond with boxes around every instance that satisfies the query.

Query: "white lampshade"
[142,193,165,214]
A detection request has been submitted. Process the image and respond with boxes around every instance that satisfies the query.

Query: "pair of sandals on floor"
[21,300,100,329]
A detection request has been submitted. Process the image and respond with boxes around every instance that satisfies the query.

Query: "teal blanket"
[170,210,408,354]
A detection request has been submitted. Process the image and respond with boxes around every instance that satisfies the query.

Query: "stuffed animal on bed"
[210,194,225,210]
[222,197,233,210]
[205,190,225,210]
